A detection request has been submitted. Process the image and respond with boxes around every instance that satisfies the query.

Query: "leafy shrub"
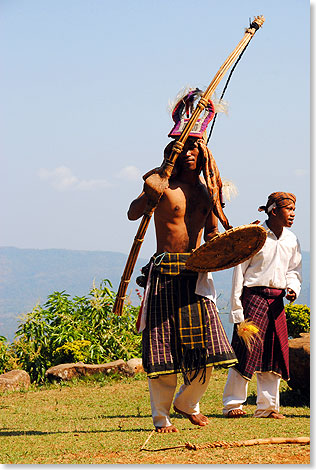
[13,280,141,382]
[54,340,91,363]
[0,336,19,374]
[0,336,8,373]
[285,303,310,338]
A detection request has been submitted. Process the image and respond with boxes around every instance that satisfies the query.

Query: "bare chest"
[157,183,211,221]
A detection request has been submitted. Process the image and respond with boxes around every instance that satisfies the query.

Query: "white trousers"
[148,367,213,428]
[222,367,281,417]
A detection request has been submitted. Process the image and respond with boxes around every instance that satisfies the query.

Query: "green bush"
[0,336,8,373]
[12,280,141,383]
[0,336,19,374]
[285,303,310,338]
[54,340,92,363]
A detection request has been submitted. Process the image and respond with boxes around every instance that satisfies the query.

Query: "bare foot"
[173,405,209,426]
[226,409,247,418]
[155,425,179,433]
[266,411,285,419]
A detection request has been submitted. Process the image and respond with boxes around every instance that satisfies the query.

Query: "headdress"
[168,88,215,139]
[165,87,232,230]
[258,192,296,214]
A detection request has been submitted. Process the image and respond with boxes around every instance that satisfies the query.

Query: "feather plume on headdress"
[167,88,228,116]
[221,178,238,202]
[211,92,229,115]
[167,86,196,114]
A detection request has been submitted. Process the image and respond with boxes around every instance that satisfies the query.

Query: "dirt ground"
[50,445,310,465]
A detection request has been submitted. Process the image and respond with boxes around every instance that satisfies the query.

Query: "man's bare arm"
[127,192,150,220]
[204,209,219,242]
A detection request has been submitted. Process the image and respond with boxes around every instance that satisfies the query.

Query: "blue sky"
[1,0,310,259]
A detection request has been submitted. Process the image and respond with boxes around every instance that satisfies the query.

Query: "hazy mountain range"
[0,247,310,342]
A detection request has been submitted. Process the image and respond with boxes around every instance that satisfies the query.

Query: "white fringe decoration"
[212,92,229,115]
[167,85,196,114]
[221,178,238,202]
[167,87,228,116]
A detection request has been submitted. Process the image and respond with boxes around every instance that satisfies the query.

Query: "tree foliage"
[285,303,310,338]
[0,336,19,374]
[1,280,310,383]
[11,280,141,382]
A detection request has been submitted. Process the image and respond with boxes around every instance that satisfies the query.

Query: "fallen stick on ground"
[140,430,155,451]
[140,435,310,452]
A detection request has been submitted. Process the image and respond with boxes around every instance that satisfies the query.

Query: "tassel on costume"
[181,347,208,385]
[237,319,262,351]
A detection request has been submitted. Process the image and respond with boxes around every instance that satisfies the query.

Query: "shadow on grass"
[83,413,153,420]
[170,411,252,420]
[247,389,310,408]
[40,413,153,421]
[0,427,154,437]
[280,389,310,407]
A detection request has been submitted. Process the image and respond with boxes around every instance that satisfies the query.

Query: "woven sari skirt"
[142,254,237,380]
[231,286,289,381]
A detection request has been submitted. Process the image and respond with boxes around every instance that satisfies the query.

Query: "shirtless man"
[128,139,218,250]
[128,136,237,432]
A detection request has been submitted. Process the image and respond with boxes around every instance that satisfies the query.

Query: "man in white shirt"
[222,192,302,419]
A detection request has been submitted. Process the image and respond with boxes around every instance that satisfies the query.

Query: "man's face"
[177,139,200,172]
[274,203,296,227]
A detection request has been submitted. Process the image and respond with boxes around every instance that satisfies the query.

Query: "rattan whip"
[140,435,309,452]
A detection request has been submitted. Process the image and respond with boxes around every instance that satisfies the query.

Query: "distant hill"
[0,247,148,341]
[0,247,310,342]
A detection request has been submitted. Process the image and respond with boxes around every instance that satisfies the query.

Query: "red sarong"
[231,286,290,381]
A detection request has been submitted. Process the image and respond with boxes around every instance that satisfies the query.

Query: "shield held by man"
[185,224,267,272]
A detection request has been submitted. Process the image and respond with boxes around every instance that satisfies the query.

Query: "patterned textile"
[153,252,190,275]
[168,88,215,139]
[231,286,290,381]
[258,192,296,213]
[142,253,237,383]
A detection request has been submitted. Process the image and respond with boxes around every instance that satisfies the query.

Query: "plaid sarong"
[142,253,237,383]
[231,286,290,380]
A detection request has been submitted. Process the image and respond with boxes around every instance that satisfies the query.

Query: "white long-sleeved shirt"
[230,221,302,324]
[195,271,217,305]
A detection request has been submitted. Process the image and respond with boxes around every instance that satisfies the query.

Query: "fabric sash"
[142,252,237,383]
[231,286,289,380]
[154,253,207,383]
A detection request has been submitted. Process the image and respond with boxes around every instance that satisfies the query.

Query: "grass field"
[0,368,310,464]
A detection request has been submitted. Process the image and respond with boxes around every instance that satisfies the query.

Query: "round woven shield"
[185,224,267,272]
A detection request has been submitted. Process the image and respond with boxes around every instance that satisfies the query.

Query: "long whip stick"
[113,15,265,314]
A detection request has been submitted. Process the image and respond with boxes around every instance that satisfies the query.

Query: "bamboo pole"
[113,16,265,314]
[112,210,153,314]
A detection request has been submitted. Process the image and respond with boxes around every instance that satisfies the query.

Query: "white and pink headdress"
[168,88,215,139]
